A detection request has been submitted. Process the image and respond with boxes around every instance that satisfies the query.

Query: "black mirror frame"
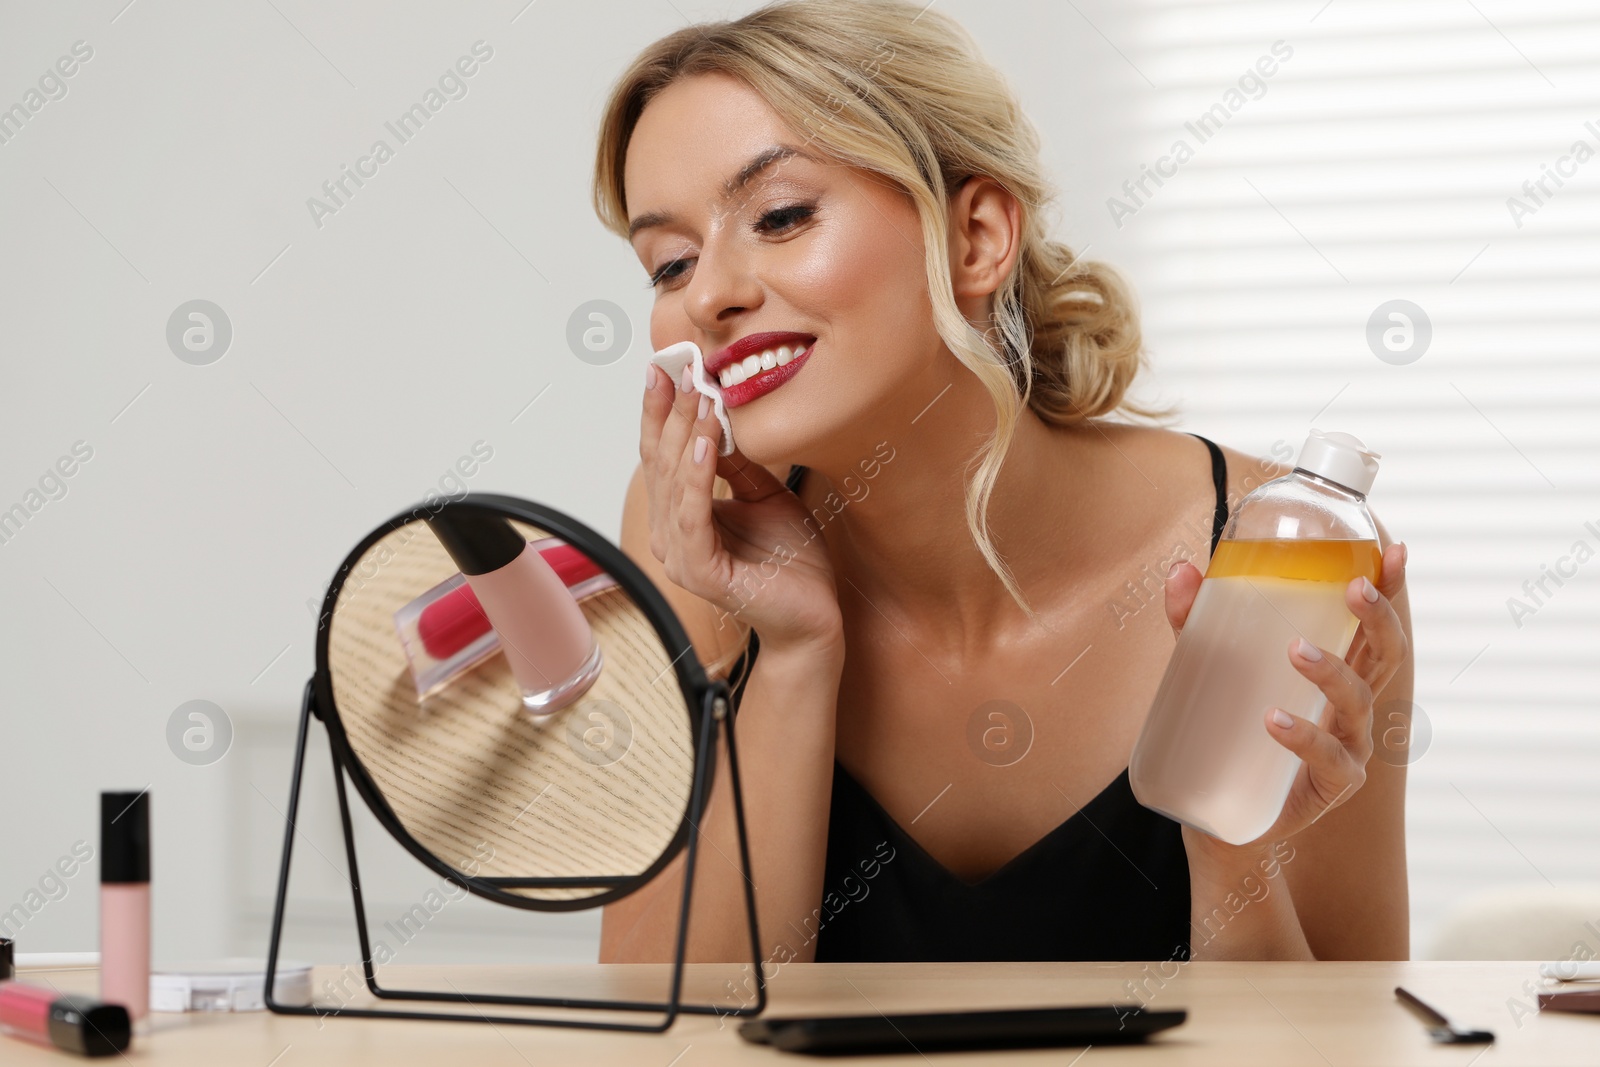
[262,493,768,1032]
[314,493,711,912]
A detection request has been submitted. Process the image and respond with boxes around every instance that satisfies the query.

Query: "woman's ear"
[947,174,1022,306]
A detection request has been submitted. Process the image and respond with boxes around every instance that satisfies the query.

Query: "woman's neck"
[799,372,1118,659]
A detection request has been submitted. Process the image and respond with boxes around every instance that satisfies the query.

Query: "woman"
[591,0,1412,964]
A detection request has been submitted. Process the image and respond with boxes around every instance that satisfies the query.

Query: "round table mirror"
[314,495,710,912]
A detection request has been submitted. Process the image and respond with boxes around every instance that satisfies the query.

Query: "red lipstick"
[720,345,813,408]
[706,331,816,376]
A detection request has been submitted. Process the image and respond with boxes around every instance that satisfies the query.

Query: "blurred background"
[1,0,1595,965]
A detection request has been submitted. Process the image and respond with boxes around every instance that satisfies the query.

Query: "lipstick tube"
[424,510,604,716]
[99,791,149,1023]
[0,981,132,1057]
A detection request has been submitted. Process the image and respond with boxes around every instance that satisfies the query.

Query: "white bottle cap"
[1296,429,1380,495]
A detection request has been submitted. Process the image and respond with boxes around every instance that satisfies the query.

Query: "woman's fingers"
[1265,707,1365,816]
[1378,540,1408,600]
[664,394,725,591]
[640,363,676,541]
[1344,542,1407,679]
[1343,560,1408,694]
[1163,560,1204,638]
[1270,634,1376,821]
[661,365,704,482]
[643,364,705,561]
[1289,637,1375,757]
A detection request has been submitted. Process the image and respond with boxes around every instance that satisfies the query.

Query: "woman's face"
[624,72,944,467]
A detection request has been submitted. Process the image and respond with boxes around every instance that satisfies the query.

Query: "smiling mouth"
[715,340,813,388]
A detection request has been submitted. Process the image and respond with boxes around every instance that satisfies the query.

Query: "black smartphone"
[739,1003,1186,1055]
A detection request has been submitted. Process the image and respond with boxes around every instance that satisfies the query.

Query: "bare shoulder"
[1096,423,1296,503]
[1212,437,1297,508]
[1114,424,1404,557]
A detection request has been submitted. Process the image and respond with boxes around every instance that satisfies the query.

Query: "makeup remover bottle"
[1129,430,1383,845]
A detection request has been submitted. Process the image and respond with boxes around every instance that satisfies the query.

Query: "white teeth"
[717,343,810,387]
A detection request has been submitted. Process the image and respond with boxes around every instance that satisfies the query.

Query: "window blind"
[1110,0,1600,956]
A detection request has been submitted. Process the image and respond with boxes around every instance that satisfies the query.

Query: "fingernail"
[1361,576,1380,603]
[698,394,711,421]
[680,366,693,392]
[1397,541,1408,569]
[1270,709,1294,729]
[1167,562,1182,580]
[645,362,658,389]
[694,435,709,464]
[1296,637,1322,661]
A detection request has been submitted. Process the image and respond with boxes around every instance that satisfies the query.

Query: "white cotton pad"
[650,341,735,457]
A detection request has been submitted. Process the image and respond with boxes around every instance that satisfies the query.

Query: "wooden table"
[6,961,1593,1064]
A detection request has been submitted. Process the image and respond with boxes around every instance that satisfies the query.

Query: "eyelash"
[646,203,817,289]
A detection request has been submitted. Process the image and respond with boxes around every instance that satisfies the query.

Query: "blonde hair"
[593,0,1168,623]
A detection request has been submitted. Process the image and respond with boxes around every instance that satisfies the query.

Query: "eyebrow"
[628,144,819,240]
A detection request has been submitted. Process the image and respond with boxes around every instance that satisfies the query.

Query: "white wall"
[0,0,689,965]
[0,0,1122,966]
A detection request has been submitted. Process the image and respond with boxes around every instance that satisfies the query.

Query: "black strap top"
[724,434,1231,962]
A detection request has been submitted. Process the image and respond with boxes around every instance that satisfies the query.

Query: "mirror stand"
[263,677,768,1032]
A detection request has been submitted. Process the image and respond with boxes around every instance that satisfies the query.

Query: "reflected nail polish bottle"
[100,790,150,1024]
[393,537,618,701]
[425,509,604,716]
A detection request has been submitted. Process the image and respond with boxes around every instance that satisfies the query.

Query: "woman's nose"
[682,240,762,328]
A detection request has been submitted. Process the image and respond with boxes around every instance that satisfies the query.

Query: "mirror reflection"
[324,510,696,903]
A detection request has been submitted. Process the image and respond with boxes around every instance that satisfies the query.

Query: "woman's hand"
[641,360,844,658]
[1163,542,1410,849]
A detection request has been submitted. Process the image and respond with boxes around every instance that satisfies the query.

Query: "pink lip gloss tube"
[100,790,150,1023]
[425,509,604,717]
[0,981,132,1057]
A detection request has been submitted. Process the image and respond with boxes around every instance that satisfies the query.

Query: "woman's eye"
[757,204,815,233]
[647,256,691,289]
[647,205,815,290]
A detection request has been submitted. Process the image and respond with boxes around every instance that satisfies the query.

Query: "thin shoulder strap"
[1188,434,1229,556]
[728,629,758,715]
[785,464,808,492]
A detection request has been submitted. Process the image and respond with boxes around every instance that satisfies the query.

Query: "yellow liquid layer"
[1205,538,1382,584]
